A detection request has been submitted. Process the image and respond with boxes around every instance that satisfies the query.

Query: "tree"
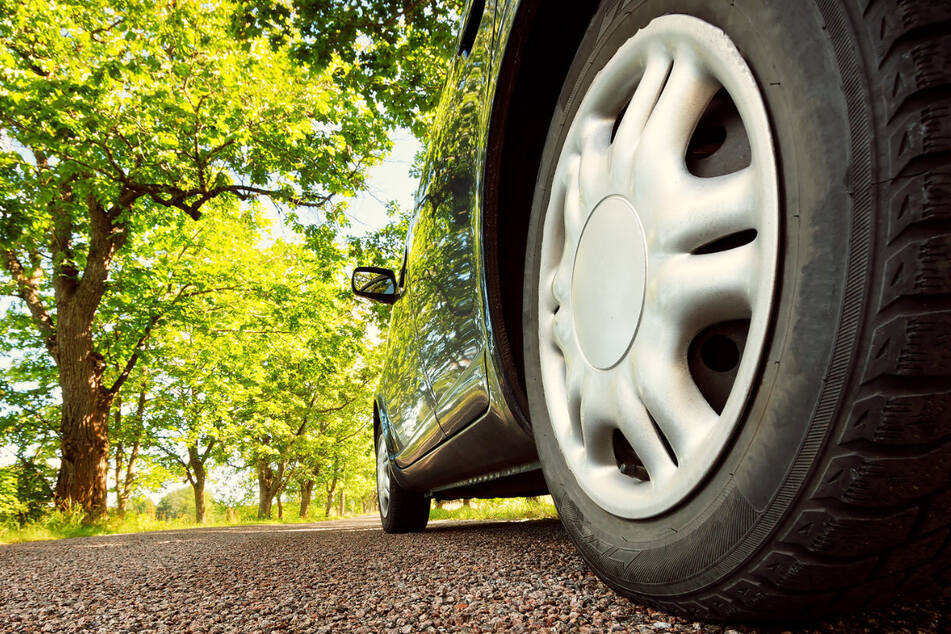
[234,237,374,519]
[110,377,148,516]
[0,0,393,517]
[234,0,463,137]
[155,486,209,521]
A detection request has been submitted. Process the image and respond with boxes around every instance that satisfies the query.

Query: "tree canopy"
[0,0,455,521]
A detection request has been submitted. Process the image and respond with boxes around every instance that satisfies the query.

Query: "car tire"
[523,0,951,621]
[376,429,430,533]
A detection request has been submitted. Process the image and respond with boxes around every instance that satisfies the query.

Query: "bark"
[276,494,283,519]
[299,479,313,518]
[48,196,130,519]
[324,472,337,517]
[256,469,273,519]
[338,489,345,517]
[192,472,206,524]
[256,457,285,519]
[54,373,112,519]
[187,445,207,524]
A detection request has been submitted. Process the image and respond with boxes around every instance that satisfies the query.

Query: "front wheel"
[376,428,430,533]
[523,0,951,621]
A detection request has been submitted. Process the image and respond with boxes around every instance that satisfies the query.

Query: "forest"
[0,0,463,533]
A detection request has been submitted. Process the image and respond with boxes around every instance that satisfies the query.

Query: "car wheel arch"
[482,0,601,423]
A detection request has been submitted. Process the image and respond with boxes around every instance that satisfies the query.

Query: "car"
[351,0,951,621]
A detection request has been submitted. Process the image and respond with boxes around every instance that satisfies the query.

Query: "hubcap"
[376,434,391,517]
[537,15,778,519]
[571,196,647,370]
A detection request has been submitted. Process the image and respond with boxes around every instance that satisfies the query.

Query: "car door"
[379,223,444,467]
[408,0,498,438]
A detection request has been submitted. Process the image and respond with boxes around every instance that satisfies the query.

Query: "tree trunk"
[299,479,313,518]
[51,197,129,520]
[255,457,285,519]
[277,493,283,519]
[188,445,207,524]
[113,395,126,517]
[54,355,112,520]
[324,473,337,517]
[338,489,345,517]
[119,385,145,515]
[192,472,206,524]
[257,460,274,519]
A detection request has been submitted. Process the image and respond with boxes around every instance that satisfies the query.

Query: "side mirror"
[351,266,399,304]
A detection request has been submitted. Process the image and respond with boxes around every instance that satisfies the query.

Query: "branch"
[140,182,334,220]
[106,284,241,395]
[88,18,124,42]
[106,311,162,396]
[73,193,128,316]
[2,250,57,358]
[212,329,294,335]
[337,421,371,443]
[6,43,50,78]
[200,438,216,464]
[156,445,192,484]
[313,394,359,416]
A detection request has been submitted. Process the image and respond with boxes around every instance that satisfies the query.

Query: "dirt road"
[0,517,947,632]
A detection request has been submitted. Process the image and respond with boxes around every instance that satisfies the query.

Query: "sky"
[342,128,421,236]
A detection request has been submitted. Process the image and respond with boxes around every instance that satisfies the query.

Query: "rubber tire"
[522,0,951,621]
[377,429,430,534]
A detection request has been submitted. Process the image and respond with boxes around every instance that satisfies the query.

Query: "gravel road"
[0,517,947,633]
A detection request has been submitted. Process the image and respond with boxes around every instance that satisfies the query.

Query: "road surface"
[0,516,947,632]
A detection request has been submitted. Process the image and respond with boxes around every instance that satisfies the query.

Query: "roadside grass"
[1,497,558,544]
[429,496,558,521]
[0,506,347,545]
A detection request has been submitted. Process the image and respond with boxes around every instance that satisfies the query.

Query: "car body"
[352,0,951,619]
[360,0,598,502]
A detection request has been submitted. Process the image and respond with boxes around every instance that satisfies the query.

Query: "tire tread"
[733,0,951,613]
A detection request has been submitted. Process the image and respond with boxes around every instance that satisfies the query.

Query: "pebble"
[0,517,947,632]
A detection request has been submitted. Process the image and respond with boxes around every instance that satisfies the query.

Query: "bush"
[0,467,26,521]
[155,487,217,521]
[0,462,54,524]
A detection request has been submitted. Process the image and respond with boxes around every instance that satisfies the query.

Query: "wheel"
[376,428,430,533]
[522,0,951,621]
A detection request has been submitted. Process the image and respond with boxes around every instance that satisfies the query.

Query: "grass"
[428,496,558,522]
[0,496,559,544]
[0,506,348,545]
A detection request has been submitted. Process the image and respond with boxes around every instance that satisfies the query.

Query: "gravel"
[0,517,947,633]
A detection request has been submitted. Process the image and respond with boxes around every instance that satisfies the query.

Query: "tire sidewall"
[376,430,392,528]
[524,0,862,596]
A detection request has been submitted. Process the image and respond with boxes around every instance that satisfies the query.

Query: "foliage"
[129,495,156,518]
[0,0,405,514]
[233,0,463,138]
[155,486,212,521]
[0,0,469,529]
[0,466,25,520]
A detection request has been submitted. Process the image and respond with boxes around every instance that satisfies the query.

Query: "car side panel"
[381,0,544,490]
[379,226,445,466]
[410,0,499,437]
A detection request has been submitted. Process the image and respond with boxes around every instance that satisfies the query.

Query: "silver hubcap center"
[571,196,647,370]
